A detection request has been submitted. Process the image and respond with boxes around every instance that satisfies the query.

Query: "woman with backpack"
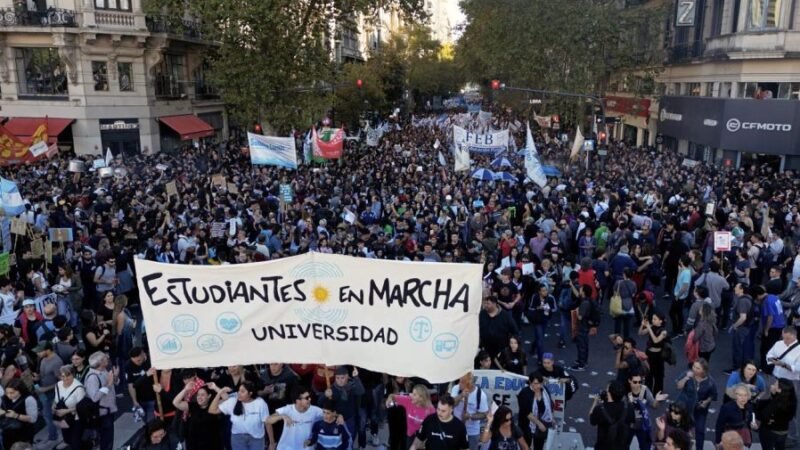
[692,303,718,362]
[612,268,637,339]
[111,294,136,386]
[53,364,85,450]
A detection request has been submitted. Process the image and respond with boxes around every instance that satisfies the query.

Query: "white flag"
[434,138,441,149]
[105,147,113,165]
[438,151,446,167]
[454,143,470,172]
[524,122,547,188]
[570,126,585,161]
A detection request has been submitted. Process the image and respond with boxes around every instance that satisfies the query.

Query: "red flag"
[313,127,344,159]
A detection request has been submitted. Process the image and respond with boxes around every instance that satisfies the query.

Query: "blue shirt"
[763,294,786,329]
[674,268,692,300]
[676,375,717,412]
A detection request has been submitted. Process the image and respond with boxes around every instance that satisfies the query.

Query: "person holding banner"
[210,380,274,450]
[480,405,529,450]
[516,374,552,450]
[450,373,490,450]
[266,387,324,450]
[385,384,436,449]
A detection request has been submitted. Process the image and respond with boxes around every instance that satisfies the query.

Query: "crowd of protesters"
[0,106,796,450]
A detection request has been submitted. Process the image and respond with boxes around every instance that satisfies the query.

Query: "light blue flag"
[0,178,24,216]
[247,132,298,169]
[524,122,547,188]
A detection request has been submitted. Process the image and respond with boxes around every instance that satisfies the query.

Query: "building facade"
[607,0,800,171]
[0,0,227,157]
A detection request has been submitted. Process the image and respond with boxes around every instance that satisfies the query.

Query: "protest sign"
[472,370,528,414]
[247,133,298,169]
[227,183,239,195]
[210,222,226,238]
[135,253,482,382]
[48,228,74,242]
[543,379,567,422]
[29,141,49,158]
[93,159,106,169]
[453,126,509,154]
[211,174,226,186]
[0,253,9,276]
[714,231,732,252]
[10,218,26,236]
[279,184,294,203]
[31,238,44,258]
[165,181,178,198]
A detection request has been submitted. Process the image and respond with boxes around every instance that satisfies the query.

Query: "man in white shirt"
[766,326,800,442]
[0,278,18,326]
[449,373,489,450]
[266,387,323,450]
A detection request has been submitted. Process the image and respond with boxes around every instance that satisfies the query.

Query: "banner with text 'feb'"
[135,253,482,383]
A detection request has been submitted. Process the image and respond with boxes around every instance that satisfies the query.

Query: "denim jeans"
[231,434,264,450]
[39,390,58,441]
[693,409,708,450]
[468,434,480,450]
[614,314,632,339]
[576,326,589,366]
[531,324,546,360]
[559,309,571,345]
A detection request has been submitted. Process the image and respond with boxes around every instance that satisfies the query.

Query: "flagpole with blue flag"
[0,178,25,216]
[524,122,548,188]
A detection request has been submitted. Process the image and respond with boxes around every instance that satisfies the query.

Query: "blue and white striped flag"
[524,122,548,188]
[0,178,25,216]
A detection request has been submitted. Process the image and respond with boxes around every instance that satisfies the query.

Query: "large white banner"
[453,126,508,154]
[472,370,527,414]
[135,253,482,383]
[248,133,298,169]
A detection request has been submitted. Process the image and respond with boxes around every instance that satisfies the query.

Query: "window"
[742,82,760,98]
[777,82,800,99]
[719,82,732,98]
[14,47,68,97]
[92,61,108,91]
[747,0,782,30]
[193,61,217,98]
[704,82,715,96]
[687,83,701,96]
[154,54,186,98]
[118,62,132,91]
[95,0,131,11]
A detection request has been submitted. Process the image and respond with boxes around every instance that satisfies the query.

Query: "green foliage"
[143,0,428,130]
[456,0,666,115]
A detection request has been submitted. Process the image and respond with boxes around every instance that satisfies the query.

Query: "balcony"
[146,16,203,40]
[194,81,219,100]
[155,74,185,100]
[705,30,800,59]
[665,40,705,64]
[95,10,136,28]
[0,8,77,27]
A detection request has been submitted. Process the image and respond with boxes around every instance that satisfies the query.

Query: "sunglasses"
[630,380,641,384]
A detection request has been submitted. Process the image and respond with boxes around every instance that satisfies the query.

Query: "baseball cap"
[33,341,52,353]
[22,299,35,307]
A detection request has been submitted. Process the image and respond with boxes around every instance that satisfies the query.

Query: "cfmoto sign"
[726,118,791,132]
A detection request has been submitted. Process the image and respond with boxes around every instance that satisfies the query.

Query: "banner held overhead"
[135,253,482,383]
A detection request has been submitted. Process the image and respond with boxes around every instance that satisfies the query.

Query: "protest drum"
[68,160,86,173]
[98,167,114,178]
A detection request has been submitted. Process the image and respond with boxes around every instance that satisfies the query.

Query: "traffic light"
[253,123,262,134]
[356,79,363,89]
[491,79,501,90]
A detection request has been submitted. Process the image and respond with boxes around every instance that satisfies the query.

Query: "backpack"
[558,286,574,311]
[76,374,103,428]
[599,403,630,445]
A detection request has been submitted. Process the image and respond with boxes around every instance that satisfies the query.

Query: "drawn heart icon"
[220,318,239,331]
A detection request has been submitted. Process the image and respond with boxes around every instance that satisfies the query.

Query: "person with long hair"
[693,303,718,362]
[480,405,530,450]
[0,378,38,445]
[386,384,435,449]
[639,310,668,394]
[756,378,797,450]
[173,382,224,450]
[676,358,717,450]
[210,381,273,450]
[724,360,766,403]
[384,375,414,450]
[654,401,694,444]
[495,335,527,375]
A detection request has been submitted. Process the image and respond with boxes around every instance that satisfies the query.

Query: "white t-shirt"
[276,404,323,450]
[0,292,16,325]
[449,385,489,436]
[219,397,270,438]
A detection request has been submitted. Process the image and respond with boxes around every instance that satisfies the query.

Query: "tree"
[456,0,665,121]
[144,0,427,131]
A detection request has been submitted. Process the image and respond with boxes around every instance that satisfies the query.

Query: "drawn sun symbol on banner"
[312,285,330,304]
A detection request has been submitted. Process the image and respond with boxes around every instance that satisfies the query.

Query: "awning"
[4,117,74,144]
[158,115,215,140]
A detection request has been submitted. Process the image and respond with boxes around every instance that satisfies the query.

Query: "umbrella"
[470,168,495,181]
[490,156,513,168]
[542,165,561,177]
[494,171,518,184]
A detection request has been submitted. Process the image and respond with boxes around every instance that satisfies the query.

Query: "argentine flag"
[0,178,25,216]
[524,122,548,188]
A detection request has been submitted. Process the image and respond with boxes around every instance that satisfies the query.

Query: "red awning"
[5,117,74,144]
[158,115,215,141]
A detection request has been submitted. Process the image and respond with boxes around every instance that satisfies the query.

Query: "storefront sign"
[100,119,139,131]
[605,96,652,118]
